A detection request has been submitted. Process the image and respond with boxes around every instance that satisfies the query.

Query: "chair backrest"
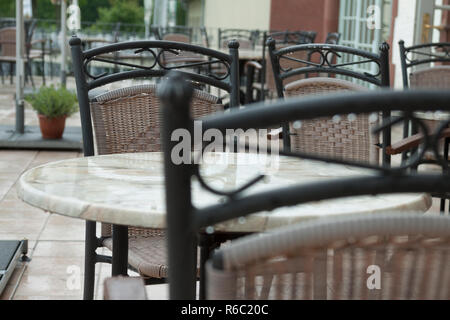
[268,41,390,156]
[207,213,450,300]
[0,27,16,56]
[0,20,37,57]
[218,28,259,49]
[399,40,450,89]
[158,72,450,299]
[90,84,222,155]
[159,26,193,42]
[284,77,378,163]
[69,36,241,158]
[261,30,317,96]
[325,32,341,45]
[409,66,450,89]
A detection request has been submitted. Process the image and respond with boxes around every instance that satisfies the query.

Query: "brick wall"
[269,0,339,43]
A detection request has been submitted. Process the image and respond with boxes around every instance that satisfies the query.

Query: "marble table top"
[17,152,432,233]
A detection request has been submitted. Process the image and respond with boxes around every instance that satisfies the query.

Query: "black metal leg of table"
[83,220,97,300]
[112,224,128,276]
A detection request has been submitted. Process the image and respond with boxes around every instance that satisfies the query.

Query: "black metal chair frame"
[325,32,341,45]
[200,26,210,48]
[245,30,317,104]
[69,36,241,300]
[158,72,450,299]
[268,40,391,155]
[399,40,450,212]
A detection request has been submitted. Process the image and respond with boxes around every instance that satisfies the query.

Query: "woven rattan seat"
[285,77,379,163]
[91,84,222,279]
[207,213,450,300]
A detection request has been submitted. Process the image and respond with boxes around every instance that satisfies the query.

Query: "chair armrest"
[386,128,450,155]
[103,276,147,300]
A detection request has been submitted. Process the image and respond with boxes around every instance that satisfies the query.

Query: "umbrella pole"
[61,0,67,87]
[15,0,25,134]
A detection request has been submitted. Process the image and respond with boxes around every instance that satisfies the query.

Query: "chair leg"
[9,62,13,84]
[42,56,46,86]
[440,198,446,214]
[83,220,97,300]
[198,233,216,300]
[0,62,4,84]
[111,224,128,276]
[26,62,35,88]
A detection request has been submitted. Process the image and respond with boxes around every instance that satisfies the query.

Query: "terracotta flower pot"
[38,114,67,139]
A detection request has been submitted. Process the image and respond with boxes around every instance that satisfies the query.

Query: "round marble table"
[17,152,432,233]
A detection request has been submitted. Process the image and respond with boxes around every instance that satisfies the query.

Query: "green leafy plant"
[25,86,78,118]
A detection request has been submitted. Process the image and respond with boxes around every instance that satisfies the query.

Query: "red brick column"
[269,0,340,42]
[323,0,340,42]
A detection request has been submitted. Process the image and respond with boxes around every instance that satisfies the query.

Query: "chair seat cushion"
[103,234,200,279]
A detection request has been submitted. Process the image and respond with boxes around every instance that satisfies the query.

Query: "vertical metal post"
[398,41,409,89]
[228,40,240,108]
[159,71,197,300]
[70,36,94,157]
[399,40,411,163]
[268,38,291,151]
[379,42,391,167]
[60,0,67,87]
[70,36,98,300]
[245,64,255,104]
[15,0,25,134]
[83,220,96,300]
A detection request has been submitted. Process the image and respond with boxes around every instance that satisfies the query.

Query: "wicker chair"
[70,36,241,299]
[268,41,390,160]
[92,84,222,279]
[398,41,450,212]
[398,41,450,145]
[207,213,450,300]
[0,21,46,86]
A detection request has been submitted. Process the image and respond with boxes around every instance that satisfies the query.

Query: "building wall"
[269,0,340,42]
[187,0,203,27]
[203,0,271,30]
[391,0,417,88]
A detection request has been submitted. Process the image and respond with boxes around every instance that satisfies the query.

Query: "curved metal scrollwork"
[82,45,232,82]
[403,42,450,66]
[278,47,382,81]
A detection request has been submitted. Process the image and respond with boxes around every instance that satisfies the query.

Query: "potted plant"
[25,86,78,139]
